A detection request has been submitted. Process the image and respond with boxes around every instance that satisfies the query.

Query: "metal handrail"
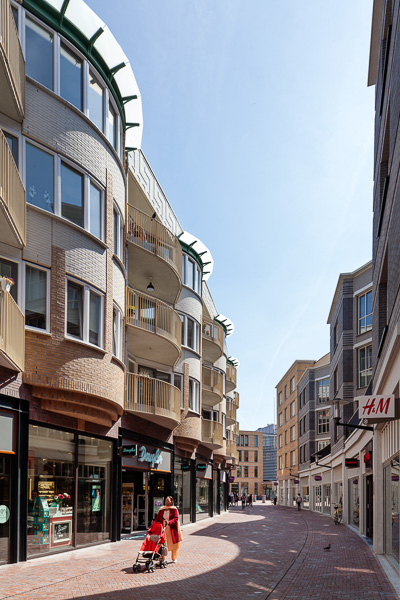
[0,130,25,245]
[202,365,223,397]
[201,418,223,447]
[226,363,237,387]
[127,205,182,280]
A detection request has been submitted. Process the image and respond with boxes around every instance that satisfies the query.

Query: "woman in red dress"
[155,496,182,562]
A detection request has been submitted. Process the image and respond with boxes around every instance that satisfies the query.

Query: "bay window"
[88,71,104,132]
[180,313,200,353]
[60,43,82,110]
[66,280,103,348]
[182,254,202,294]
[61,163,83,226]
[26,142,54,213]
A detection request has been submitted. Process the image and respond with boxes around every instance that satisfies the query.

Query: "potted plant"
[0,276,14,293]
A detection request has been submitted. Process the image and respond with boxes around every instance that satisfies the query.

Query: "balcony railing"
[226,363,237,392]
[226,440,239,461]
[202,317,224,362]
[126,287,181,350]
[0,0,25,121]
[226,401,237,424]
[201,418,223,448]
[0,288,24,371]
[0,129,25,247]
[125,372,181,427]
[202,366,223,405]
[127,205,182,280]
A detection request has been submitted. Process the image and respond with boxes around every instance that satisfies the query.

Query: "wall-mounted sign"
[364,451,372,464]
[294,479,299,484]
[274,482,278,486]
[121,445,137,457]
[138,446,162,468]
[196,461,212,479]
[314,476,322,481]
[197,463,207,471]
[345,458,358,468]
[52,520,71,544]
[358,395,395,422]
[392,475,399,482]
[229,476,235,483]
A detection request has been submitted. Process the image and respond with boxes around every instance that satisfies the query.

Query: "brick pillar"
[51,246,66,340]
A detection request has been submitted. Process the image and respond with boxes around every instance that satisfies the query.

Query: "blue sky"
[87,0,375,430]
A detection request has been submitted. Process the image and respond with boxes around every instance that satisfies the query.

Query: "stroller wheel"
[149,566,155,573]
[132,563,138,572]
[146,560,154,572]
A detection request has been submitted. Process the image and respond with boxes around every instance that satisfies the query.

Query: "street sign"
[358,395,395,420]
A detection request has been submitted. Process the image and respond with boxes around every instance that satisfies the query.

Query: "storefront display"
[384,456,399,567]
[27,424,114,557]
[349,478,359,527]
[174,457,193,524]
[0,409,16,565]
[195,459,212,521]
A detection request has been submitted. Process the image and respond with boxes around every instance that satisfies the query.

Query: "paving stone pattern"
[0,504,397,600]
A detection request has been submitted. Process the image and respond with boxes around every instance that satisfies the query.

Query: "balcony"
[126,287,181,366]
[202,317,224,363]
[0,0,25,122]
[226,363,237,393]
[125,372,181,429]
[202,366,223,407]
[0,130,25,247]
[127,205,182,304]
[226,439,239,462]
[201,418,223,449]
[226,400,237,425]
[0,287,24,371]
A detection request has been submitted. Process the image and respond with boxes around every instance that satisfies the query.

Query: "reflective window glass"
[26,18,53,90]
[187,318,194,349]
[88,72,104,131]
[61,163,83,227]
[25,266,47,330]
[89,291,101,346]
[89,183,102,239]
[26,143,54,213]
[108,103,117,149]
[60,44,82,109]
[67,281,83,339]
[4,132,18,167]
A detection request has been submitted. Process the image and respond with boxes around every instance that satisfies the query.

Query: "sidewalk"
[0,504,398,600]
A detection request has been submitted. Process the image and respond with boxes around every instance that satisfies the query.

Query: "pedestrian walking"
[155,496,182,563]
[235,492,239,506]
[295,493,302,511]
[247,494,253,506]
[273,496,277,505]
[241,493,246,510]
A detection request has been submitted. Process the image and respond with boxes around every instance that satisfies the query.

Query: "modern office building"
[233,430,263,498]
[0,0,239,564]
[257,424,277,498]
[275,360,314,506]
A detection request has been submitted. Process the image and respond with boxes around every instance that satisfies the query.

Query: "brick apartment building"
[233,430,263,498]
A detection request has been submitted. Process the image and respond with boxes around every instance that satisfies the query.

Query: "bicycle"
[333,504,342,524]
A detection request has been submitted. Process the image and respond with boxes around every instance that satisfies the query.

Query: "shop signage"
[121,445,137,457]
[0,505,10,524]
[358,395,395,420]
[345,458,358,468]
[352,479,358,485]
[138,446,162,468]
[0,411,15,453]
[314,476,322,481]
[52,520,71,544]
[392,475,399,482]
[274,482,278,486]
[197,463,207,471]
[229,476,235,483]
[294,479,299,484]
[364,451,372,463]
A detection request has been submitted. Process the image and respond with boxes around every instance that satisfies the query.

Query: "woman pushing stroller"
[155,496,183,563]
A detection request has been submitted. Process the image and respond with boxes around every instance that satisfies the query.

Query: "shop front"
[384,453,399,569]
[195,457,212,521]
[0,397,29,564]
[120,433,173,532]
[219,469,227,512]
[174,457,194,525]
[27,423,115,558]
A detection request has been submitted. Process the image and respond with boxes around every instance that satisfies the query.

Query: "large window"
[358,291,372,334]
[244,466,248,478]
[180,314,200,353]
[25,17,53,90]
[113,204,124,261]
[26,143,104,240]
[60,43,82,109]
[317,378,330,404]
[188,378,200,413]
[243,451,248,462]
[290,377,295,393]
[317,409,330,434]
[359,345,372,388]
[112,305,123,360]
[26,142,54,213]
[24,16,121,153]
[25,264,49,331]
[66,280,104,348]
[182,254,202,294]
[290,401,295,417]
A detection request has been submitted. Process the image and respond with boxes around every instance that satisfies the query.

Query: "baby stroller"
[132,521,168,573]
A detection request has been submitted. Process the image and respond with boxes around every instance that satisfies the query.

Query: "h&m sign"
[358,395,395,422]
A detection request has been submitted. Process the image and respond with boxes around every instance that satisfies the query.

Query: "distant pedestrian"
[247,494,253,506]
[241,493,246,510]
[296,493,302,511]
[273,496,277,506]
[235,492,239,506]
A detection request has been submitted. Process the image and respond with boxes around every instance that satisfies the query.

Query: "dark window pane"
[61,163,83,226]
[108,103,116,148]
[89,291,101,346]
[88,72,104,131]
[25,266,46,329]
[60,44,82,110]
[26,143,54,213]
[11,6,18,31]
[187,318,194,348]
[89,184,102,239]
[4,132,18,167]
[67,282,83,339]
[113,210,118,255]
[26,18,53,90]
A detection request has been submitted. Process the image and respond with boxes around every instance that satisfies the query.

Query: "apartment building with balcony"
[0,0,239,564]
[368,0,399,572]
[276,360,314,506]
[233,430,263,498]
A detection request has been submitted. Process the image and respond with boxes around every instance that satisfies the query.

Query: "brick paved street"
[0,503,397,600]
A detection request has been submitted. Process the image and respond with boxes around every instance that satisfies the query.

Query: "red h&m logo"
[358,395,395,419]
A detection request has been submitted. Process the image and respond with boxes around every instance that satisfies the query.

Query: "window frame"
[65,277,104,348]
[182,253,202,295]
[113,203,124,262]
[188,377,200,413]
[358,345,373,388]
[317,408,330,434]
[179,313,201,353]
[112,303,124,361]
[317,377,330,404]
[358,290,372,335]
[23,262,50,333]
